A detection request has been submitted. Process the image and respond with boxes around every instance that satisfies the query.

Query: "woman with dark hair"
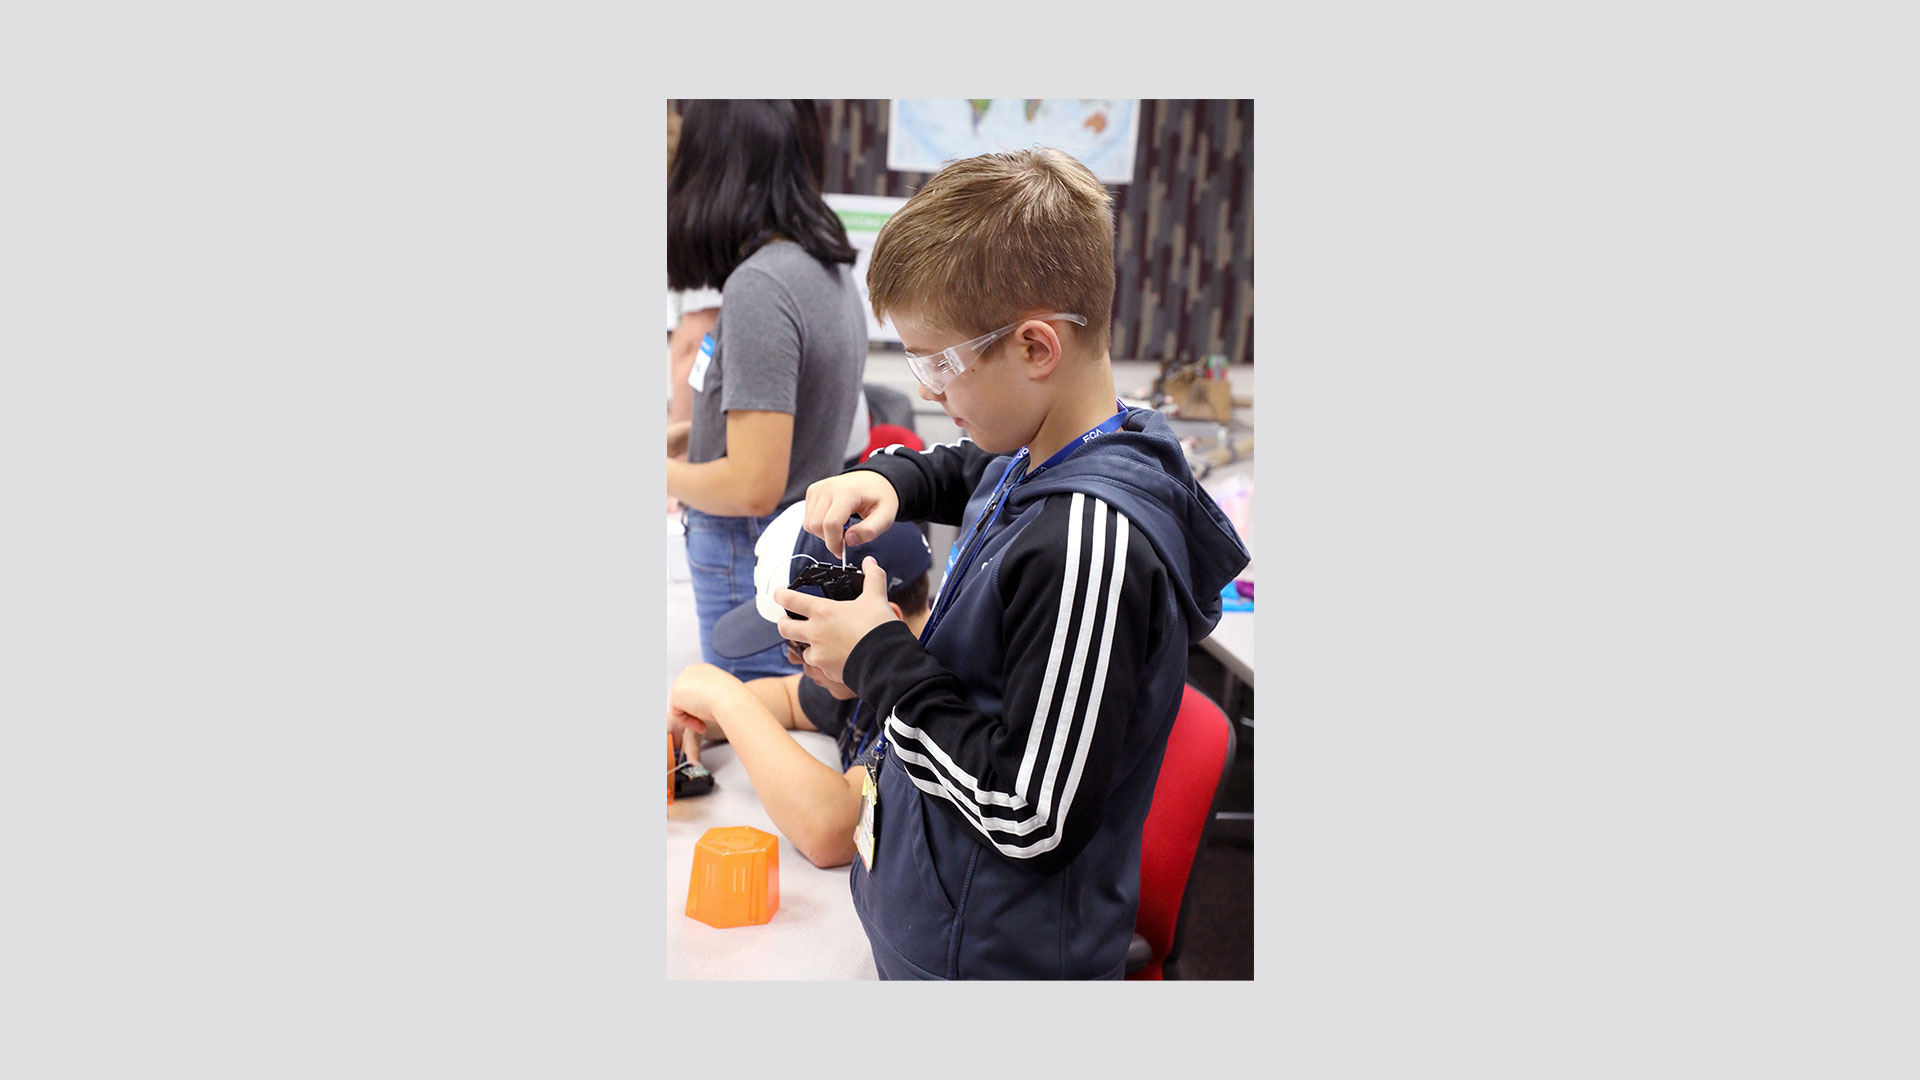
[666,100,870,681]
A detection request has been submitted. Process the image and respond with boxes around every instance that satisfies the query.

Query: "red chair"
[860,421,923,462]
[1125,684,1238,980]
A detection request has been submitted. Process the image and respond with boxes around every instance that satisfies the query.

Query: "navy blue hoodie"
[840,406,1249,979]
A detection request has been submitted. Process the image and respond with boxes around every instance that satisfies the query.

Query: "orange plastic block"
[684,826,780,928]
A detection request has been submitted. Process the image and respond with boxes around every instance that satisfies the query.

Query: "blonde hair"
[868,148,1115,358]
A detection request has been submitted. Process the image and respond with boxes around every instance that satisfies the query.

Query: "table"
[1194,452,1255,707]
[1200,599,1255,688]
[664,732,878,981]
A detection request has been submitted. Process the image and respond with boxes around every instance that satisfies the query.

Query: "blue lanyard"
[852,403,1128,767]
[929,403,1126,635]
[1030,402,1129,476]
[933,402,1128,599]
[934,453,1026,592]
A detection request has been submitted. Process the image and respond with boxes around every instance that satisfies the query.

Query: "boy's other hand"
[802,472,900,561]
[665,420,691,459]
[773,557,900,684]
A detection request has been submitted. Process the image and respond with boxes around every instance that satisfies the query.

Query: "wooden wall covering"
[669,99,1254,365]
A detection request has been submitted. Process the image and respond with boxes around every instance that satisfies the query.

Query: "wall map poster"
[886,99,1140,185]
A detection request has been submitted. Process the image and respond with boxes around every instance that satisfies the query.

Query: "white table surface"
[664,734,878,981]
[1190,455,1256,690]
[1201,606,1256,688]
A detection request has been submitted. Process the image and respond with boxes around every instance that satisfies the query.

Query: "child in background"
[667,507,933,868]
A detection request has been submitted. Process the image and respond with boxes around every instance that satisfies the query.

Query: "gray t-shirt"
[687,241,868,512]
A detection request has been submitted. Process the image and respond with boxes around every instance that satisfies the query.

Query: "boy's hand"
[668,663,745,740]
[665,420,691,459]
[773,557,900,685]
[802,472,900,561]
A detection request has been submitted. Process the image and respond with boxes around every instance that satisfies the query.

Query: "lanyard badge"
[854,755,881,871]
[687,333,716,393]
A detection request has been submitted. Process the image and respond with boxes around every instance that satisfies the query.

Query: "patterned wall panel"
[669,99,1254,365]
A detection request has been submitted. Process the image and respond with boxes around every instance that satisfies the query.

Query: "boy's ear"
[1014,318,1065,379]
[887,601,904,620]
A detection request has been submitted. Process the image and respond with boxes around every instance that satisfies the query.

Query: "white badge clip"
[687,333,715,393]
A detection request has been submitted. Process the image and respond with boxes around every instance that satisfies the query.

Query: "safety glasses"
[902,313,1087,394]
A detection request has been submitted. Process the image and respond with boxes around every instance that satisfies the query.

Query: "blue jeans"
[682,507,801,682]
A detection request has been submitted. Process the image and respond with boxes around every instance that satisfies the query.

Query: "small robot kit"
[668,733,713,802]
[1156,354,1242,422]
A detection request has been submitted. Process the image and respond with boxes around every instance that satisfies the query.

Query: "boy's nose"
[917,383,942,404]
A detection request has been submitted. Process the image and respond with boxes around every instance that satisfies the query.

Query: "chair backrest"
[1128,684,1238,980]
[863,382,918,431]
[847,384,924,468]
[860,423,922,463]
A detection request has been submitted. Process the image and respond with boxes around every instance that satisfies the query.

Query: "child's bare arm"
[744,674,811,730]
[698,682,863,867]
[670,665,859,867]
[666,409,793,517]
[690,674,807,744]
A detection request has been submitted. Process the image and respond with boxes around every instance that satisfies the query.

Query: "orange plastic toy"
[684,826,780,928]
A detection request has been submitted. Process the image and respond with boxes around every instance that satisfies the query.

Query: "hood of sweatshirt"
[1009,406,1250,643]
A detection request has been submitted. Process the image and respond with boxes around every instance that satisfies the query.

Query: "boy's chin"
[968,432,1019,455]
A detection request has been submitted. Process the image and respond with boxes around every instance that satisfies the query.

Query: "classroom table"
[1186,451,1256,699]
[1200,588,1255,690]
[664,734,879,980]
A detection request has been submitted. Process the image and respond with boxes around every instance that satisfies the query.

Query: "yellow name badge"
[854,764,879,872]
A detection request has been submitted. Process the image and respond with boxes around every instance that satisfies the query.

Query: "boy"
[667,505,933,869]
[773,148,1250,979]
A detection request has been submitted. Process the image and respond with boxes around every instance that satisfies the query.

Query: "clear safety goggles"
[902,313,1087,394]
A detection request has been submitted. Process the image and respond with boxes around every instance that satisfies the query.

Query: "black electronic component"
[784,561,865,638]
[673,759,714,798]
